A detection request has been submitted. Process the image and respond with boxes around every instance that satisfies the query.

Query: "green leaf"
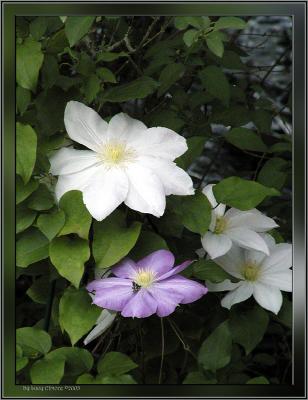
[65,16,95,47]
[198,321,232,371]
[93,210,142,269]
[276,297,292,328]
[27,184,54,211]
[30,357,65,384]
[41,54,59,89]
[199,66,230,106]
[16,204,37,234]
[246,376,269,384]
[29,17,47,40]
[59,190,92,239]
[258,157,289,190]
[16,344,29,372]
[97,352,138,376]
[96,67,117,83]
[229,306,269,355]
[209,105,251,127]
[76,53,96,76]
[16,123,37,184]
[101,76,160,102]
[158,63,185,97]
[16,37,44,91]
[168,191,212,235]
[46,29,69,54]
[82,73,101,103]
[213,177,280,210]
[176,136,205,170]
[206,31,224,57]
[46,347,93,376]
[146,109,185,132]
[253,353,276,366]
[225,127,268,153]
[26,275,50,304]
[183,29,199,47]
[16,177,39,205]
[183,372,217,384]
[220,50,246,70]
[16,327,52,357]
[252,109,272,133]
[17,228,49,268]
[37,209,65,240]
[50,236,90,288]
[174,16,209,30]
[214,17,247,30]
[192,259,233,283]
[59,287,101,345]
[270,141,292,153]
[97,51,127,62]
[16,86,31,115]
[16,357,29,373]
[98,375,137,384]
[129,231,168,260]
[76,373,137,384]
[76,373,96,384]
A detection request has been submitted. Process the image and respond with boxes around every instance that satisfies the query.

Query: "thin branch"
[260,48,290,85]
[158,318,165,384]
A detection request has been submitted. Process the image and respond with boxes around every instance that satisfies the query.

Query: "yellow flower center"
[214,217,227,234]
[134,269,156,288]
[100,142,135,165]
[241,264,260,282]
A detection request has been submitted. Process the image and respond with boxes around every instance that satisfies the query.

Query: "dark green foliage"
[16,15,292,386]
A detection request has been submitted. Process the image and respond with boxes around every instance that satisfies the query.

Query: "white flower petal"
[124,164,166,217]
[261,243,292,273]
[221,282,253,309]
[131,127,188,160]
[226,227,270,255]
[137,156,194,196]
[201,231,232,259]
[214,244,245,279]
[206,279,242,292]
[244,234,276,266]
[64,101,108,152]
[83,167,129,221]
[253,282,283,314]
[54,164,103,201]
[202,184,226,216]
[50,147,99,175]
[83,310,116,345]
[259,270,292,292]
[106,113,147,142]
[226,208,278,232]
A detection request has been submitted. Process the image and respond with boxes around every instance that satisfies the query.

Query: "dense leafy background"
[16,15,292,385]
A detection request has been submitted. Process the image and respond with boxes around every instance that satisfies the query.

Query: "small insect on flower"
[87,250,208,318]
[49,101,194,221]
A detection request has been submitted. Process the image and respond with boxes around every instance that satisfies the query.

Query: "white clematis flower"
[201,184,278,259]
[50,101,194,221]
[206,234,292,314]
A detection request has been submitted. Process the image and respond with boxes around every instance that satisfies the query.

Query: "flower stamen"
[134,268,156,288]
[214,217,227,234]
[241,263,260,281]
[100,141,135,166]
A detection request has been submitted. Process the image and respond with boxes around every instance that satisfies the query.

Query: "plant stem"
[158,318,165,384]
[167,318,198,360]
[43,280,56,332]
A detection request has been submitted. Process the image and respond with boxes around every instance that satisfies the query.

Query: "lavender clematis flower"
[87,250,208,318]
